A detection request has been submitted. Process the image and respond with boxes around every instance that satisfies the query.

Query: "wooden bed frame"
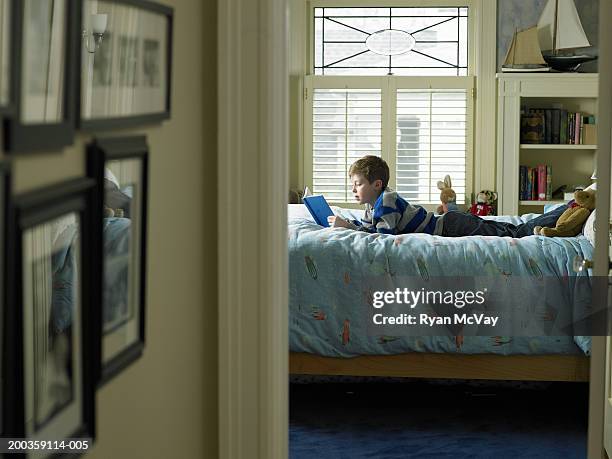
[290,352,590,382]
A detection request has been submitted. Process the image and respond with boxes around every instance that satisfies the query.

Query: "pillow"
[543,203,565,213]
[105,168,120,189]
[582,209,596,246]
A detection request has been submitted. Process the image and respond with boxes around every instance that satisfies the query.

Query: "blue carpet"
[290,380,587,459]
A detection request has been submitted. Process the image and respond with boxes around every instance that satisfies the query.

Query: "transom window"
[314,7,468,76]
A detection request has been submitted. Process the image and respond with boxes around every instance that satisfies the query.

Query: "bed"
[288,204,593,381]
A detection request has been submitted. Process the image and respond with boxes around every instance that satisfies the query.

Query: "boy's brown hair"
[349,155,389,189]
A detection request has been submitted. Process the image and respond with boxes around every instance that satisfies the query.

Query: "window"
[396,89,467,203]
[304,2,474,205]
[311,88,382,201]
[314,7,468,76]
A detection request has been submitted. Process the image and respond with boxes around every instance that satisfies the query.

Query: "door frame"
[218,0,612,457]
[589,0,612,457]
[218,0,289,458]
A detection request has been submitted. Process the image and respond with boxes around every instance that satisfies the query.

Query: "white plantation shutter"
[312,88,382,201]
[304,77,472,204]
[396,89,467,204]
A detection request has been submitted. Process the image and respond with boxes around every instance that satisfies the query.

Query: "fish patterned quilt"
[288,205,594,357]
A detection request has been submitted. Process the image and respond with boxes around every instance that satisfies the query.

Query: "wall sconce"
[82,14,108,54]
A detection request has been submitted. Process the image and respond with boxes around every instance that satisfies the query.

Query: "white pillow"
[105,168,120,188]
[582,209,596,246]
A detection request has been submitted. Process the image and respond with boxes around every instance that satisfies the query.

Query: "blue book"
[303,195,334,227]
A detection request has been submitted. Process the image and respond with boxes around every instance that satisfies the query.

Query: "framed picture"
[79,0,173,130]
[4,178,96,454]
[87,136,148,384]
[3,0,79,153]
[0,0,15,115]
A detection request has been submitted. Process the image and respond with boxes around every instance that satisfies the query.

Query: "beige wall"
[3,0,217,457]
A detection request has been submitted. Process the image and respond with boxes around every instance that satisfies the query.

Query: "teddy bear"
[104,206,125,218]
[533,189,595,237]
[436,175,458,214]
[469,190,498,216]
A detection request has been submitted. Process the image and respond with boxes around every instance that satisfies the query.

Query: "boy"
[328,155,444,235]
[328,155,568,238]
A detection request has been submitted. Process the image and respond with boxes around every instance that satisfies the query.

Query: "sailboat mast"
[512,27,518,65]
[552,0,559,55]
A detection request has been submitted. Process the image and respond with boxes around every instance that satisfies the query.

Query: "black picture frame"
[78,0,173,131]
[0,159,9,438]
[87,136,148,385]
[3,0,79,153]
[0,0,17,116]
[3,178,96,457]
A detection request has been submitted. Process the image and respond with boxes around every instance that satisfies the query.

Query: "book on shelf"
[520,111,544,143]
[519,164,551,201]
[544,110,552,144]
[583,124,597,144]
[551,110,560,143]
[520,109,595,145]
[537,164,546,200]
[560,110,568,144]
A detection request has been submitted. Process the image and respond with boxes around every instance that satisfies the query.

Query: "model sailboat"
[501,26,550,72]
[537,0,597,71]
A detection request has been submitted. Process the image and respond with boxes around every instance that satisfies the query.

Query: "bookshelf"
[496,73,598,215]
[520,144,597,150]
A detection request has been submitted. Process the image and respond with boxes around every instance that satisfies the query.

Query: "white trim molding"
[218,0,289,457]
[473,0,496,196]
[589,0,612,457]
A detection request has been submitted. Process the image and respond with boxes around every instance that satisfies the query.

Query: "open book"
[303,195,334,227]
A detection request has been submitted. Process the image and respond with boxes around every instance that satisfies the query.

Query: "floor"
[289,379,588,458]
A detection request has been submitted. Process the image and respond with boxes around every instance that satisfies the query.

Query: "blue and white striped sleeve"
[374,209,401,234]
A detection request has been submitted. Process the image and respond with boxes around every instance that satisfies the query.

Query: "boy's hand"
[328,215,350,228]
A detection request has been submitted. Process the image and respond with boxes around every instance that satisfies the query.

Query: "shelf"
[519,200,565,206]
[497,73,597,215]
[520,144,597,150]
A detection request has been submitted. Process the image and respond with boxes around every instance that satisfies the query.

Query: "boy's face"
[350,174,383,206]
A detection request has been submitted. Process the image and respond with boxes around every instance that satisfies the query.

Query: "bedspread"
[288,205,594,357]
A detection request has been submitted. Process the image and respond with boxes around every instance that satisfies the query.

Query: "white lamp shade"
[91,14,108,34]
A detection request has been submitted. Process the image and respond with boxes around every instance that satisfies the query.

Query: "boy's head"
[348,155,389,205]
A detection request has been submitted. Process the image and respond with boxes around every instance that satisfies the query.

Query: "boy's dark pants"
[440,204,569,238]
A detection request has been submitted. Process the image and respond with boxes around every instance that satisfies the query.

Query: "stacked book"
[519,164,552,201]
[520,108,596,144]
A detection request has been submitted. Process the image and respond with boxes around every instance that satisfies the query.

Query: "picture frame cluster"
[1,0,173,152]
[0,0,165,454]
[1,136,151,455]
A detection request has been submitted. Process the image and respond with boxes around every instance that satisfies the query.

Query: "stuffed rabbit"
[437,175,458,214]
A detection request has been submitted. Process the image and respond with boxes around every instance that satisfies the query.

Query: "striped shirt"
[349,189,443,235]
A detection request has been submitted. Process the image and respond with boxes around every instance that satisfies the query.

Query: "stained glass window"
[314,7,468,76]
